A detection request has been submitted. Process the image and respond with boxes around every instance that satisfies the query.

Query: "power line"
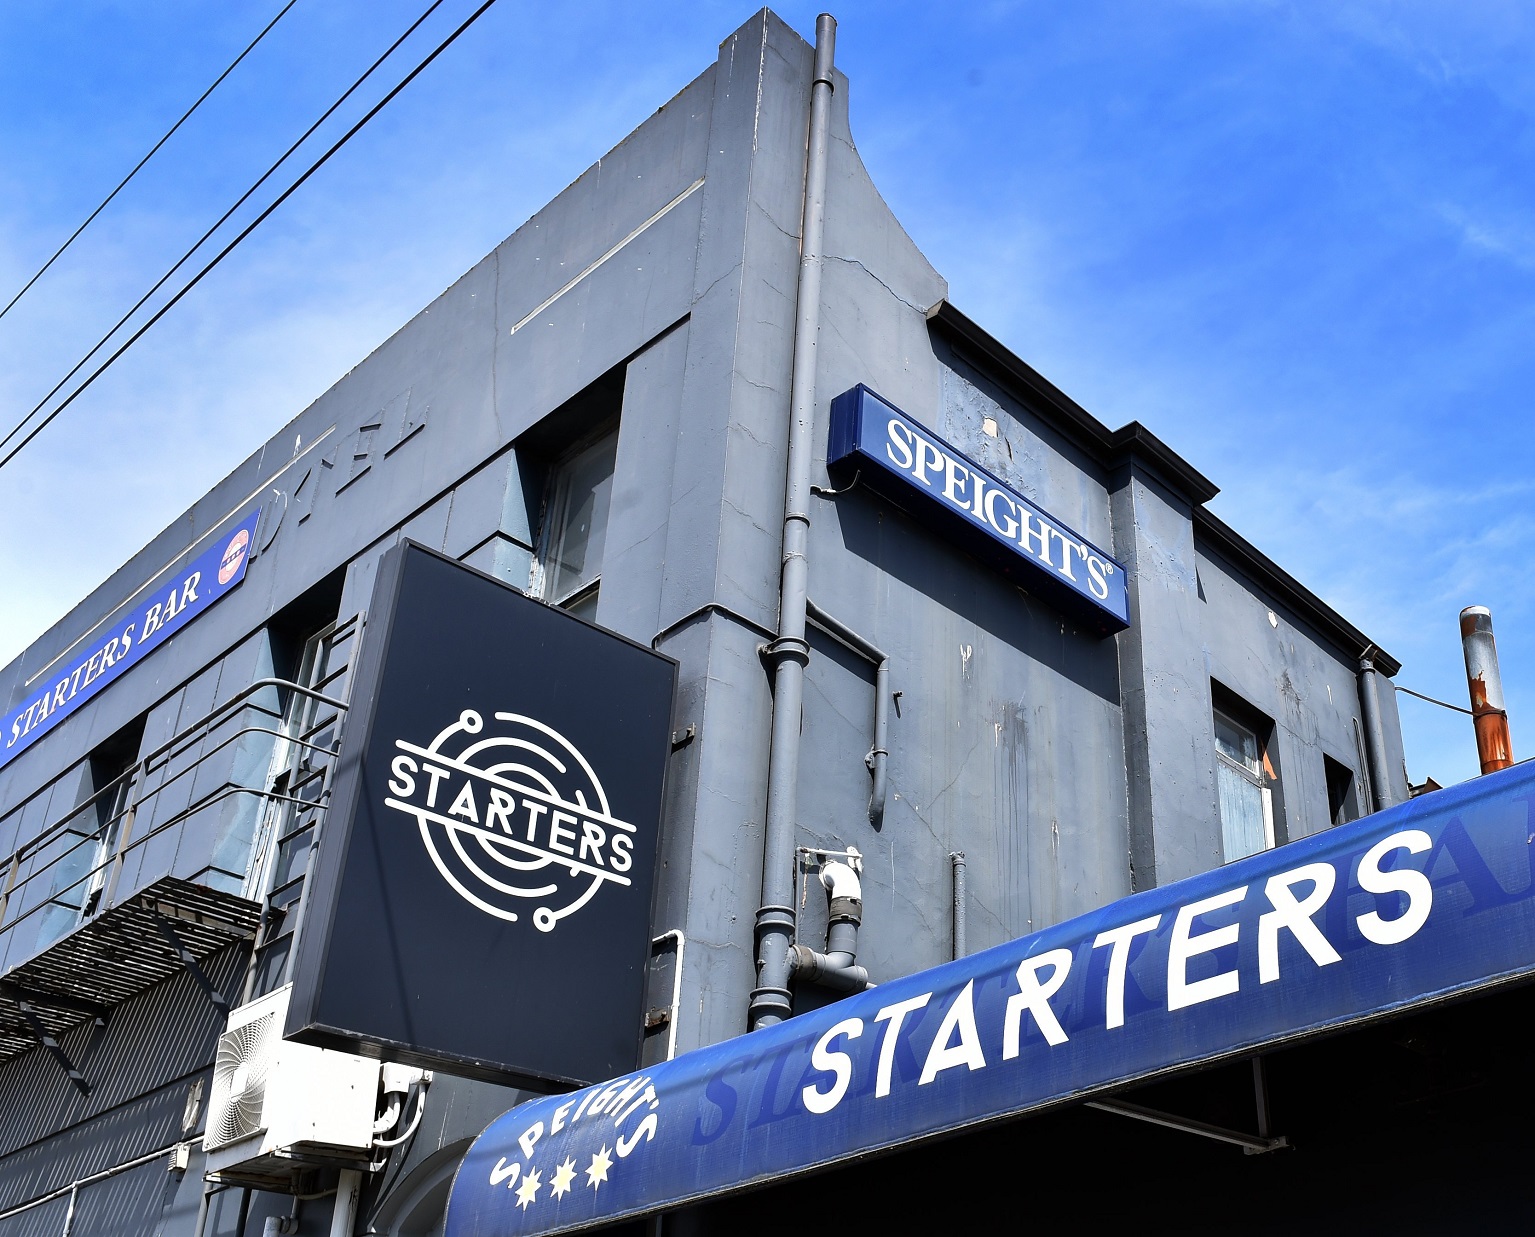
[0,0,469,467]
[0,0,300,327]
[0,0,447,459]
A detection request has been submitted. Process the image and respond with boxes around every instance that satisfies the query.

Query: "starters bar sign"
[1,508,260,771]
[287,542,676,1088]
[447,762,1535,1235]
[828,386,1129,635]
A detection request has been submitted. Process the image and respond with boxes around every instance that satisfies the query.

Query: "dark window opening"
[235,570,348,998]
[1325,754,1360,827]
[536,426,619,608]
[80,713,147,917]
[266,567,346,689]
[36,713,148,945]
[517,362,626,616]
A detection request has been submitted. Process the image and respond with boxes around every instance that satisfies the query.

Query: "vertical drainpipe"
[1461,606,1514,774]
[950,852,967,960]
[1356,650,1397,811]
[750,13,837,1032]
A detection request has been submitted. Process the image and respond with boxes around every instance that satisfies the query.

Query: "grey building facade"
[0,11,1411,1236]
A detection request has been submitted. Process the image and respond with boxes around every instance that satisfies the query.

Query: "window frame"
[529,419,620,613]
[1210,683,1286,863]
[1213,708,1275,858]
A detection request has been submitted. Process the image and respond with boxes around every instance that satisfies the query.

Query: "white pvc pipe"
[653,929,686,1061]
[330,1169,362,1237]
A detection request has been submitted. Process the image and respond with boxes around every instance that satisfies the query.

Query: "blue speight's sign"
[827,385,1130,635]
[1,509,261,770]
[447,764,1535,1235]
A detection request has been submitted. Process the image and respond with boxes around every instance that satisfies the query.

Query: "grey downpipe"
[805,598,889,827]
[751,13,837,1032]
[790,942,869,992]
[950,851,967,959]
[1356,650,1396,810]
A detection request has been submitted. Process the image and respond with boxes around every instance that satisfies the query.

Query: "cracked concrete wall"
[725,15,1131,996]
[1195,542,1411,827]
[1197,546,1375,838]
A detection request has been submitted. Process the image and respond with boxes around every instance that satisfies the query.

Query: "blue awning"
[446,762,1535,1235]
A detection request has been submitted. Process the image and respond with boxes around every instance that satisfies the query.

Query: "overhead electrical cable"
[0,0,300,327]
[0,0,448,458]
[0,0,485,470]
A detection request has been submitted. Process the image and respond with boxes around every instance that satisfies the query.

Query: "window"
[1214,708,1276,861]
[34,714,145,948]
[533,424,618,620]
[1325,754,1360,827]
[78,725,142,918]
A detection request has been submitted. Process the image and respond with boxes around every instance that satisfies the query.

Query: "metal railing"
[0,676,349,978]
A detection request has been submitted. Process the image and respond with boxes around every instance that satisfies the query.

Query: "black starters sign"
[287,543,676,1087]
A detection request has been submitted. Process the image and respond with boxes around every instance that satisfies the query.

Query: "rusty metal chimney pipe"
[1460,606,1513,774]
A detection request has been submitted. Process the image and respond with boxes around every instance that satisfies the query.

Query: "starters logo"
[383,709,636,931]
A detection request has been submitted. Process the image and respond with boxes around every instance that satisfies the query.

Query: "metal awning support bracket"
[1087,1098,1289,1155]
[151,911,230,1017]
[11,998,91,1096]
[1087,1057,1288,1156]
[0,980,110,1025]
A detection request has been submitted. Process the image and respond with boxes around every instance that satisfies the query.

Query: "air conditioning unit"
[203,984,381,1189]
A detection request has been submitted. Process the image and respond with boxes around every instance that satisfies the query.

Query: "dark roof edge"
[926,300,1400,677]
[1195,507,1400,677]
[927,301,1220,503]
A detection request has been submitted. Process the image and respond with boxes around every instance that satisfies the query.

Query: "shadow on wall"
[830,492,1121,707]
[366,1137,476,1236]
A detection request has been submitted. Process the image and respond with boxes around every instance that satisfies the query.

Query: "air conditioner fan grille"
[207,1011,275,1150]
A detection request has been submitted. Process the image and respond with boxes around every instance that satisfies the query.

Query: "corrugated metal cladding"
[0,10,1410,1236]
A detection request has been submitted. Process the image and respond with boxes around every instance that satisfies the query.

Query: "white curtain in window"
[1217,760,1268,860]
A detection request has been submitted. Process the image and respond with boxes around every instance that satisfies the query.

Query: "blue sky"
[1,1,1531,786]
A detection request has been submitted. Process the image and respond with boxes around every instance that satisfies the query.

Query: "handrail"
[142,677,350,772]
[0,782,333,951]
[4,766,140,868]
[2,678,348,869]
[0,671,351,962]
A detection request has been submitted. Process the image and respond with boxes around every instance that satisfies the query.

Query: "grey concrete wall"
[1196,542,1384,839]
[1112,466,1222,888]
[0,9,1419,1235]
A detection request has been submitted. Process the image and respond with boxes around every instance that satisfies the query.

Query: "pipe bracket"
[753,904,797,940]
[747,986,793,1024]
[761,635,810,667]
